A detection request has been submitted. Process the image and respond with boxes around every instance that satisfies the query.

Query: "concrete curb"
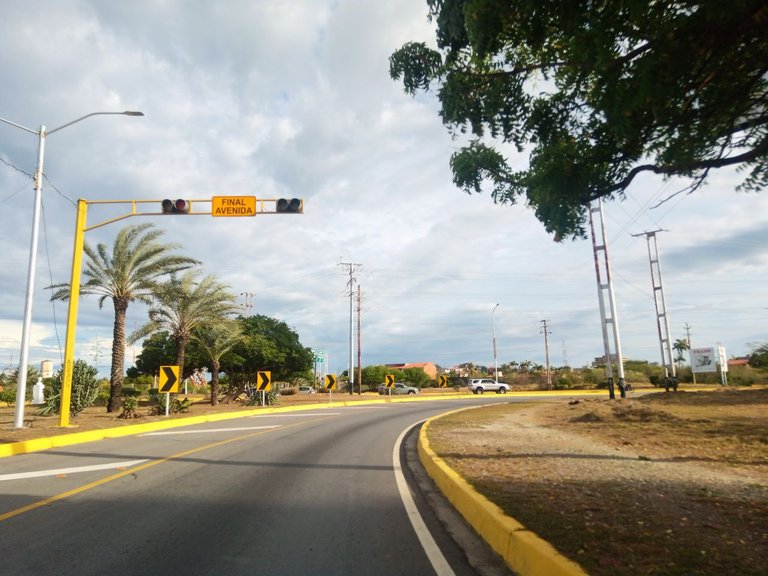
[418,406,589,576]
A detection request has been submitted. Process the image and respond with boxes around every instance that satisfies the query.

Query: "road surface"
[0,397,514,576]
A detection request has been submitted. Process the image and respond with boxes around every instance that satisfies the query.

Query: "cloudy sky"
[1,0,766,380]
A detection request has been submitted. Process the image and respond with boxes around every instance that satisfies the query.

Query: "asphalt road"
[0,397,513,576]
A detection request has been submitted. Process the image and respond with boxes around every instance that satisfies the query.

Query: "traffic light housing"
[276,198,302,213]
[161,199,190,214]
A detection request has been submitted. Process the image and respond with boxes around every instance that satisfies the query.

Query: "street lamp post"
[0,111,144,429]
[492,303,500,382]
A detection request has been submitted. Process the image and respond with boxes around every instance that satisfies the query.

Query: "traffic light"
[276,198,302,213]
[161,199,190,214]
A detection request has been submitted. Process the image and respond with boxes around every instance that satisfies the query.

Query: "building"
[385,362,438,380]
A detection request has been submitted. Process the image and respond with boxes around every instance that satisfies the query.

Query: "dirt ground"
[427,387,768,576]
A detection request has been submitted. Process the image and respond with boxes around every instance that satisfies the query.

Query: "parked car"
[378,382,419,395]
[298,385,316,394]
[468,378,509,394]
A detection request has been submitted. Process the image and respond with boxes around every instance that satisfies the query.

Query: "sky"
[1,0,766,380]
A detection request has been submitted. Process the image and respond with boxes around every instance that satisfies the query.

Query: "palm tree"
[673,338,690,367]
[49,223,198,412]
[191,319,243,405]
[129,270,238,381]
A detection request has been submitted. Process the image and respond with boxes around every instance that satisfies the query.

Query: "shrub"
[147,389,191,414]
[37,361,100,417]
[245,390,279,406]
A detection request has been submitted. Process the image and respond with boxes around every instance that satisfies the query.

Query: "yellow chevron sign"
[159,365,179,393]
[385,374,395,388]
[325,374,337,390]
[256,371,272,391]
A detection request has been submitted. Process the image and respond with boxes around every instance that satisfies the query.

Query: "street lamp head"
[123,111,144,117]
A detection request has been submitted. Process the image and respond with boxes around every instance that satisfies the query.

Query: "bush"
[245,390,279,406]
[0,387,16,406]
[147,389,191,414]
[280,387,297,396]
[37,361,100,417]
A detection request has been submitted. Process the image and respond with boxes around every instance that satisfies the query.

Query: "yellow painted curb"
[419,407,589,576]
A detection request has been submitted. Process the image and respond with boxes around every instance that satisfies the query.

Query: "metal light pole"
[0,111,144,429]
[491,303,499,382]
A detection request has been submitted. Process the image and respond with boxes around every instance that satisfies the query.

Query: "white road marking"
[141,425,280,436]
[0,460,149,482]
[393,420,455,576]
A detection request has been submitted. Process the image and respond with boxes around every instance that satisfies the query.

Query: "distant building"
[727,357,750,367]
[385,362,438,380]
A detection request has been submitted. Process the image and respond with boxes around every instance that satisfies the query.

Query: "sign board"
[325,374,337,390]
[159,365,180,393]
[438,375,448,387]
[256,371,272,391]
[385,374,395,388]
[690,347,716,373]
[718,345,729,373]
[212,196,257,217]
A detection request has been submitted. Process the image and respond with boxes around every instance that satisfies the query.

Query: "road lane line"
[393,420,455,576]
[0,460,149,482]
[140,425,280,436]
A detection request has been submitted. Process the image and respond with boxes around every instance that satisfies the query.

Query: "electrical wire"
[41,199,64,365]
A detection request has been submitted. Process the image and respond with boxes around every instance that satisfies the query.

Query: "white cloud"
[1,1,767,380]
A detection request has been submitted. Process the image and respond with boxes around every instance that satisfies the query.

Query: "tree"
[131,331,178,377]
[129,271,238,380]
[220,315,313,400]
[673,338,690,366]
[749,343,768,369]
[390,1,768,239]
[190,319,243,405]
[49,223,198,412]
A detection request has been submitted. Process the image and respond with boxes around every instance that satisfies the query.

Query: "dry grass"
[427,388,768,576]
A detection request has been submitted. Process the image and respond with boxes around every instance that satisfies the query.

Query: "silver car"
[378,382,419,395]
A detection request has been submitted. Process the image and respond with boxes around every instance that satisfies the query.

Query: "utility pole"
[541,320,552,390]
[240,292,254,316]
[339,262,361,395]
[685,322,696,385]
[589,199,627,399]
[356,284,362,395]
[632,230,677,390]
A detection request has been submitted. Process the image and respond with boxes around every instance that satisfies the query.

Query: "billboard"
[691,347,716,373]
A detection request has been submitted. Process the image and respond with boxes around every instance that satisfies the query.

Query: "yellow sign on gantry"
[212,196,257,217]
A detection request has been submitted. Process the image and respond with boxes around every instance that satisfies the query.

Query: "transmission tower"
[633,230,677,388]
[589,199,627,399]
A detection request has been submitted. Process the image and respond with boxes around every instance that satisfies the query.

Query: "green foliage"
[129,270,239,379]
[37,361,100,417]
[391,1,768,239]
[220,315,313,399]
[47,222,199,413]
[132,331,178,376]
[749,343,768,369]
[245,390,279,406]
[147,389,191,414]
[0,387,16,406]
